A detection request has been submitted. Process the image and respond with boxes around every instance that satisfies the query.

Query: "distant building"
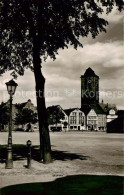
[80,68,118,131]
[64,108,85,130]
[81,104,106,131]
[99,100,118,123]
[107,116,124,133]
[5,99,38,131]
[107,109,118,123]
[81,67,99,107]
[47,105,68,131]
[107,110,124,133]
[15,99,37,113]
[99,101,117,113]
[87,109,97,130]
[46,67,120,132]
[47,105,106,131]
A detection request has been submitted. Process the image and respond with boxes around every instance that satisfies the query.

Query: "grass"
[0,175,123,195]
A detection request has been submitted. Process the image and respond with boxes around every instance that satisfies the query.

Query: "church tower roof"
[81,67,99,78]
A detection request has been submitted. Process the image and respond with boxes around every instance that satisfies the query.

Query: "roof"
[14,99,34,110]
[91,104,105,115]
[99,103,117,114]
[48,104,106,116]
[81,104,105,115]
[15,102,27,109]
[64,108,79,116]
[47,105,60,110]
[81,67,99,78]
[81,105,91,115]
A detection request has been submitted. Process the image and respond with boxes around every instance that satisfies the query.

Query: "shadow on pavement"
[0,145,88,163]
[0,174,123,195]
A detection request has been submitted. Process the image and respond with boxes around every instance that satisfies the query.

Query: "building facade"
[64,108,85,130]
[107,109,118,123]
[87,109,97,130]
[49,106,107,131]
[47,68,114,131]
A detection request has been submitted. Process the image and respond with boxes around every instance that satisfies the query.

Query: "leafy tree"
[0,0,123,163]
[14,108,38,131]
[0,102,9,131]
[47,106,65,130]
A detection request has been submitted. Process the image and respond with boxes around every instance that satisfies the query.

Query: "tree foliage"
[0,102,9,130]
[0,0,123,77]
[47,106,65,126]
[14,108,38,127]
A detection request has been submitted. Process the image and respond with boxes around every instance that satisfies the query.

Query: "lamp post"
[5,79,18,169]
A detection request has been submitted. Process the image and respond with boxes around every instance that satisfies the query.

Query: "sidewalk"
[0,158,123,189]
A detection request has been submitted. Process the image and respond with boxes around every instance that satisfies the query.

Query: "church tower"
[81,68,99,108]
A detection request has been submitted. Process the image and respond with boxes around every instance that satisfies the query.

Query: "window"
[72,112,76,116]
[79,120,84,125]
[70,120,76,124]
[70,116,77,124]
[79,116,84,124]
[88,116,96,119]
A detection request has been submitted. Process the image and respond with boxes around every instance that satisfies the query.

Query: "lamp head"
[27,140,32,146]
[6,79,18,95]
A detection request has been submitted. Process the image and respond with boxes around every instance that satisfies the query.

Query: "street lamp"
[5,79,18,169]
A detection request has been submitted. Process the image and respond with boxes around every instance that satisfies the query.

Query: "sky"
[0,7,124,110]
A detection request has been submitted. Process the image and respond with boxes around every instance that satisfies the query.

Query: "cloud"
[43,41,123,80]
[81,8,123,44]
[101,7,123,23]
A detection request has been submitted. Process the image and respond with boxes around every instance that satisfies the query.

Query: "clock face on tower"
[87,79,92,90]
[88,79,91,84]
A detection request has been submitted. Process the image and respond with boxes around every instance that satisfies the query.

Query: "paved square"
[0,131,123,188]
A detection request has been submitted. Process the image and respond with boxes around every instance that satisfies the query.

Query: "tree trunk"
[33,44,52,163]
